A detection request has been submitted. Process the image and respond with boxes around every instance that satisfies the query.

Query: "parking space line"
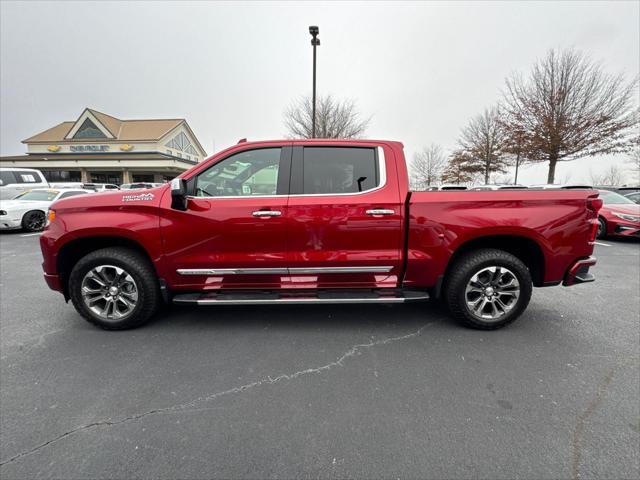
[20,233,42,237]
[594,241,611,247]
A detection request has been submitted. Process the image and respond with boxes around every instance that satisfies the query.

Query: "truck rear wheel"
[68,247,161,330]
[444,248,532,330]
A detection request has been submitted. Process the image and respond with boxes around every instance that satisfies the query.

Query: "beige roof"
[90,110,123,137]
[23,109,185,145]
[23,122,75,143]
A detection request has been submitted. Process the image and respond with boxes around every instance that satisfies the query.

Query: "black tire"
[596,216,607,239]
[444,248,533,330]
[21,210,46,232]
[68,247,161,330]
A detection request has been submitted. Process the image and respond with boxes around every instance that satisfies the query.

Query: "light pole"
[309,25,320,138]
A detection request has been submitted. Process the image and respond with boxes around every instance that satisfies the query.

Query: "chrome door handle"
[252,210,282,217]
[366,209,394,216]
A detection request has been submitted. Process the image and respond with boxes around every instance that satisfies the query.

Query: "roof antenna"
[237,138,247,144]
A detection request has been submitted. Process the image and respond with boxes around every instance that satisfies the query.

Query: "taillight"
[587,195,602,243]
[587,197,603,214]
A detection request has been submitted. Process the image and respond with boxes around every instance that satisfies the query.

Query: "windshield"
[13,190,59,201]
[599,190,635,205]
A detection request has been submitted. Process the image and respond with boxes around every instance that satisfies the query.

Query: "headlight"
[613,212,640,223]
[0,210,7,216]
[46,209,56,227]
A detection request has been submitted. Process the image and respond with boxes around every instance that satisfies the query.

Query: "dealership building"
[0,108,207,185]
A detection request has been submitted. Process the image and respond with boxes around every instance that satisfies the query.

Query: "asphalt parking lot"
[0,231,638,479]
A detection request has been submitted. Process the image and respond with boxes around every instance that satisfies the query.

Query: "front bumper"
[43,272,62,292]
[0,216,22,229]
[610,221,640,237]
[563,256,596,286]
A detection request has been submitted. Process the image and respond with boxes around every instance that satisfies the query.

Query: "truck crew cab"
[40,139,601,330]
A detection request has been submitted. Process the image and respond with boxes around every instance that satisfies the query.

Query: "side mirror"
[171,178,188,211]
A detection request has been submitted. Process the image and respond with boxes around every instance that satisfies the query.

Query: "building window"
[73,118,106,139]
[165,132,198,156]
[132,174,154,183]
[90,172,122,185]
[42,170,82,182]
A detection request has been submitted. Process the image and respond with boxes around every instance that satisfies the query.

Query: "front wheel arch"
[57,235,162,301]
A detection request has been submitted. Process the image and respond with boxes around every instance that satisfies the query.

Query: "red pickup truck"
[40,139,601,331]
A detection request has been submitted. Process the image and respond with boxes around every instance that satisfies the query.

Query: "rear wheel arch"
[443,234,546,288]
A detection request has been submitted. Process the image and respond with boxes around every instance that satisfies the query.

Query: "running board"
[172,289,430,306]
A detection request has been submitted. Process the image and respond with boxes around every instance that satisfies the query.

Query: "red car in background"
[597,190,640,239]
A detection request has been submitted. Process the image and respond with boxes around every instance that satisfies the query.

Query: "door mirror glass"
[171,178,188,210]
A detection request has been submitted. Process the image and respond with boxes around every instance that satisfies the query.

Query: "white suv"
[0,168,49,200]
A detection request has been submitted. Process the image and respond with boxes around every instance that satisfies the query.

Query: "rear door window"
[0,171,17,185]
[17,172,39,183]
[302,147,378,194]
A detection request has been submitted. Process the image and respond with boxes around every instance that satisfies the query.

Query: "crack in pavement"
[0,323,431,467]
[571,357,640,480]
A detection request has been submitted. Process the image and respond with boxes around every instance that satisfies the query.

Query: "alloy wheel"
[81,265,139,321]
[464,266,520,322]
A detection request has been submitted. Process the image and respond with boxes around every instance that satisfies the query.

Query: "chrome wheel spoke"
[491,267,503,283]
[82,285,102,295]
[101,298,114,317]
[471,297,487,313]
[86,294,105,306]
[118,295,135,310]
[86,271,107,287]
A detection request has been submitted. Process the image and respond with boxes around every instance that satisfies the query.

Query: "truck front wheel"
[68,247,161,330]
[444,248,532,330]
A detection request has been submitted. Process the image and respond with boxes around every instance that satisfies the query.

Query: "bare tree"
[441,149,483,185]
[284,94,370,139]
[502,48,638,183]
[409,144,448,189]
[458,106,509,184]
[556,171,573,185]
[589,164,626,186]
[500,122,529,184]
[626,139,640,183]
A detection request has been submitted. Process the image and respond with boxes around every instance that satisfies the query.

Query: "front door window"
[195,148,281,197]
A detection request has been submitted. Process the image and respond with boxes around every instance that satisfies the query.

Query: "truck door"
[160,146,291,290]
[285,144,403,289]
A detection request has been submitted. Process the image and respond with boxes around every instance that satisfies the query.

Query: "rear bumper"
[563,256,596,286]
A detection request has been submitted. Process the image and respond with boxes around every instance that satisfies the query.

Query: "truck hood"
[51,185,168,210]
[604,204,640,215]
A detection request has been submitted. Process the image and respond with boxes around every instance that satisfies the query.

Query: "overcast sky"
[1,0,638,184]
